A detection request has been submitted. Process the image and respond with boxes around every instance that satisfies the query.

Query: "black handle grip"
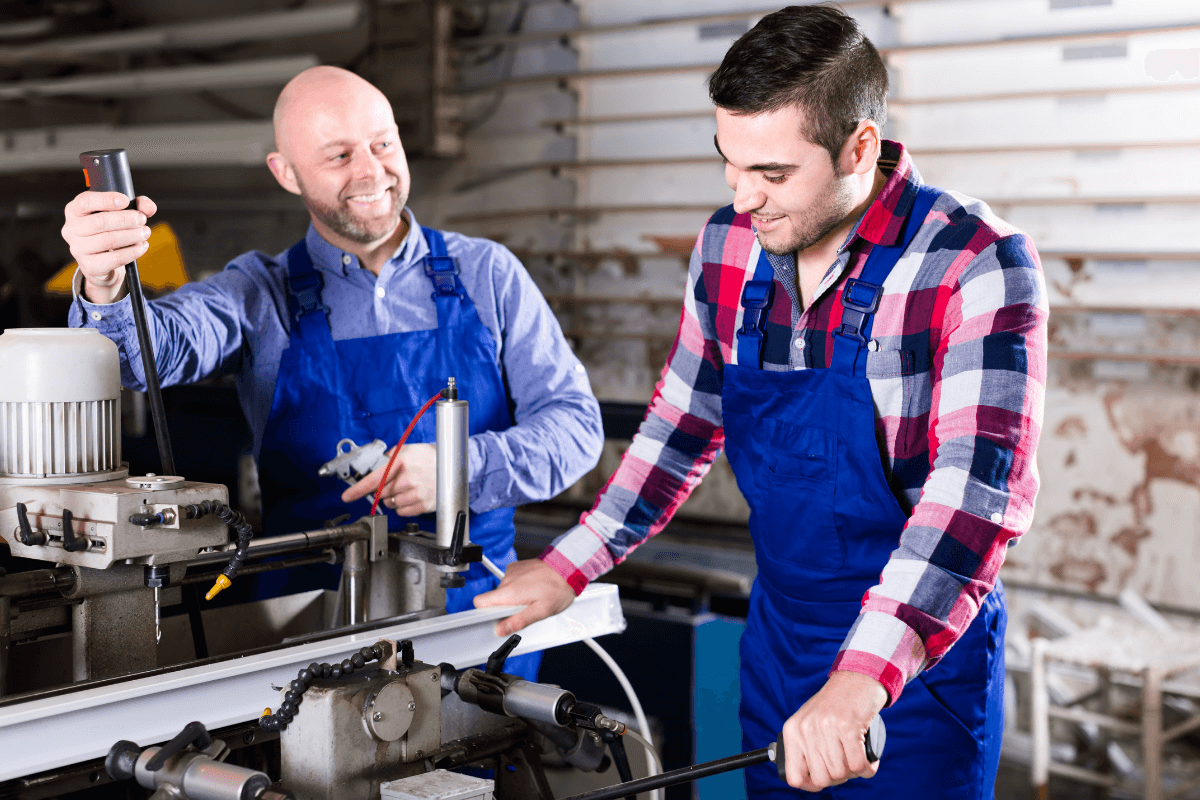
[80,149,136,203]
[774,714,885,782]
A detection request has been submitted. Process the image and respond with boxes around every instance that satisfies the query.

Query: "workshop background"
[0,0,1197,797]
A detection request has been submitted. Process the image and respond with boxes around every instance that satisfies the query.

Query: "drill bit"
[155,586,161,644]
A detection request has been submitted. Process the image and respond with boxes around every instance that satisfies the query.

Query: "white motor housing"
[0,328,123,484]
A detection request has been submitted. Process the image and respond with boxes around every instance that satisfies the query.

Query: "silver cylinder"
[435,393,469,551]
[342,539,369,626]
[502,679,575,726]
[134,747,271,800]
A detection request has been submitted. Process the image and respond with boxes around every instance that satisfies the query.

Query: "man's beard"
[756,173,856,256]
[298,179,407,245]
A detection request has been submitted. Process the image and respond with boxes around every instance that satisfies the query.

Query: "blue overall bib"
[255,226,540,679]
[723,187,1005,799]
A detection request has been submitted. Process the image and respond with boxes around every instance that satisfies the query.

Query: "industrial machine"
[0,319,629,800]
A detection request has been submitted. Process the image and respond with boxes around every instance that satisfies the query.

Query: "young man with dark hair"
[478,5,1046,797]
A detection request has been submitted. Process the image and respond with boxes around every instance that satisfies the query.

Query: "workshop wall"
[438,0,1200,613]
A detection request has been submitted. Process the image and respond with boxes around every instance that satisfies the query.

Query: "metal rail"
[0,583,626,781]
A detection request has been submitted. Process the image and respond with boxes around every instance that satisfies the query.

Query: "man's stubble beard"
[297,175,408,245]
[757,171,856,257]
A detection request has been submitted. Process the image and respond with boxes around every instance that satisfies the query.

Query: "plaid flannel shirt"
[541,141,1047,704]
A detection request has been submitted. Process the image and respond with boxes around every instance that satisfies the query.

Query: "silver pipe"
[186,524,370,567]
[342,540,369,626]
[435,379,469,550]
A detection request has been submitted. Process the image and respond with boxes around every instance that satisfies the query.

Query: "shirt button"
[990,512,1003,524]
[342,254,352,266]
[90,311,102,321]
[375,286,385,299]
[867,339,879,352]
[794,338,805,350]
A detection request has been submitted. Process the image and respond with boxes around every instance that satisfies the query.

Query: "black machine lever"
[61,509,88,552]
[447,510,467,566]
[561,715,887,800]
[485,633,521,676]
[15,503,45,546]
[145,720,212,772]
[79,149,175,477]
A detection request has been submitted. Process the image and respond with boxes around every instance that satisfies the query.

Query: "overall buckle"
[836,279,882,344]
[739,280,775,336]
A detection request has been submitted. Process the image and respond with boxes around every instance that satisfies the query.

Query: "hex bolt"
[373,711,383,721]
[431,673,439,682]
[408,702,417,711]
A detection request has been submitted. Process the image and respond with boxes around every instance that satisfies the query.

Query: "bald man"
[61,68,603,673]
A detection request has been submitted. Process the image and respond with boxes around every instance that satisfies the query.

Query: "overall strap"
[829,185,940,377]
[735,243,777,370]
[284,239,334,343]
[422,226,465,299]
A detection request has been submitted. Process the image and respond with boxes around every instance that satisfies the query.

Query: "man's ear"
[266,152,301,195]
[839,120,881,178]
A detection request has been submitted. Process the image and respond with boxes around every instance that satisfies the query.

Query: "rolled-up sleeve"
[832,233,1048,704]
[466,247,605,512]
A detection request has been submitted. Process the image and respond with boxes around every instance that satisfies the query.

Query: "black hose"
[259,642,391,732]
[181,501,254,586]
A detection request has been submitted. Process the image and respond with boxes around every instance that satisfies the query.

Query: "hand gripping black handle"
[78,148,176,477]
[80,149,136,201]
[774,714,885,782]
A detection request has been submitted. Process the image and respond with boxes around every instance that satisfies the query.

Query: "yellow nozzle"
[205,574,232,601]
[261,707,273,718]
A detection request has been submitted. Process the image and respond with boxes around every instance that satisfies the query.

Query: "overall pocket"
[757,421,844,573]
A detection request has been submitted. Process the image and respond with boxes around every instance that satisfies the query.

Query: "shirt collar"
[843,140,924,251]
[303,207,425,277]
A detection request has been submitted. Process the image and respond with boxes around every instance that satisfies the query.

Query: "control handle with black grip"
[79,149,175,477]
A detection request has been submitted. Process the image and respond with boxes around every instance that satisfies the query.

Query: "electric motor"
[0,328,123,483]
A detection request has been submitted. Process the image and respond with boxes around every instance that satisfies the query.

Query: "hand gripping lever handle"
[560,715,886,800]
[79,149,175,477]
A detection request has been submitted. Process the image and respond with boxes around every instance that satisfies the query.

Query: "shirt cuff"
[830,610,928,706]
[537,522,616,596]
[72,267,136,329]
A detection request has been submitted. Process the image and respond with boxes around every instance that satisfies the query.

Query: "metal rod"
[124,258,175,476]
[563,748,771,800]
[342,540,369,626]
[0,568,76,598]
[185,524,369,567]
[179,553,335,586]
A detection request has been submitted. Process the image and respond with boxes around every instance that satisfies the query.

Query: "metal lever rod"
[562,716,885,800]
[79,148,175,477]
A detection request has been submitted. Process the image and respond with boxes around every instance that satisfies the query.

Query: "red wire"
[369,392,443,517]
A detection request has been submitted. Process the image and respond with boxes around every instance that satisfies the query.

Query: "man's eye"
[765,175,787,184]
[376,141,392,150]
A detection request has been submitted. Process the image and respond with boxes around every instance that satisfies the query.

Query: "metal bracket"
[359,515,390,563]
[389,530,482,568]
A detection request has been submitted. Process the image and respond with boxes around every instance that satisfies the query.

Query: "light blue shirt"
[69,209,604,513]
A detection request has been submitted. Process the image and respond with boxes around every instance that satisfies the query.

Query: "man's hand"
[62,190,156,305]
[473,559,576,636]
[779,671,887,792]
[341,442,436,516]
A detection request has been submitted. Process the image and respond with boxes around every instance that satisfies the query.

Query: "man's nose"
[354,147,386,182]
[731,172,764,216]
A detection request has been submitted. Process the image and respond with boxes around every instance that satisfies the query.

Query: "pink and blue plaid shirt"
[541,141,1047,704]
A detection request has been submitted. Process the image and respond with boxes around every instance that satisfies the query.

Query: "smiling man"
[476,6,1047,798]
[60,67,603,679]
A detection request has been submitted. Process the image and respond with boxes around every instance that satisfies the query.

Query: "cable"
[478,554,663,799]
[622,728,662,775]
[582,637,663,800]
[369,392,442,516]
[165,500,254,601]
